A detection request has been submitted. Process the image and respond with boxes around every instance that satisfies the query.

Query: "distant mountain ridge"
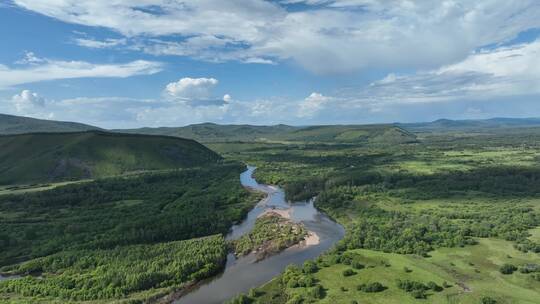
[117,123,417,144]
[4,113,540,142]
[116,123,298,142]
[400,117,540,132]
[0,113,101,134]
[0,131,221,185]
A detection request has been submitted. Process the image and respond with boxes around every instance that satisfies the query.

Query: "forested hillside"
[0,131,220,185]
[0,114,100,135]
[0,163,259,303]
[118,123,417,144]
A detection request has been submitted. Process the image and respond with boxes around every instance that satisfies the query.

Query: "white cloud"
[15,51,45,65]
[13,1,540,74]
[75,38,126,49]
[298,92,332,117]
[0,54,163,88]
[353,39,540,105]
[11,89,46,113]
[1,39,538,127]
[165,77,219,101]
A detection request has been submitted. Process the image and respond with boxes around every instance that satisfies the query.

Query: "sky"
[0,0,539,129]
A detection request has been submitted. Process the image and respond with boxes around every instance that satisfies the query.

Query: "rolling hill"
[0,131,221,185]
[115,123,298,142]
[0,113,101,134]
[118,123,417,144]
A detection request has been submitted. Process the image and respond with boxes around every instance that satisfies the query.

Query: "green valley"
[2,115,540,304]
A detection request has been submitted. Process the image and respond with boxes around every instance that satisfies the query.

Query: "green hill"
[0,131,221,185]
[282,125,417,144]
[116,123,298,142]
[0,113,101,134]
[118,123,417,144]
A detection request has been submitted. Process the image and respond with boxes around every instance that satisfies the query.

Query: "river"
[175,166,344,304]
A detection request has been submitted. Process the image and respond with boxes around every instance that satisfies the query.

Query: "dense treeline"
[317,186,539,255]
[0,163,255,267]
[0,236,226,301]
[0,162,261,302]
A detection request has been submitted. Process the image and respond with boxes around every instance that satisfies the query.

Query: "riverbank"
[173,166,344,304]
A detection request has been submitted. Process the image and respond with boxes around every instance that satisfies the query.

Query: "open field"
[248,239,540,304]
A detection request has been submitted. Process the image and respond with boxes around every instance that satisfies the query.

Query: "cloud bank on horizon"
[0,0,539,128]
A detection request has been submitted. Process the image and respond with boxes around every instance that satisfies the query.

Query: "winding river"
[175,166,345,304]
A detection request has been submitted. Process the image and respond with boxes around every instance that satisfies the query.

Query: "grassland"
[308,239,538,304]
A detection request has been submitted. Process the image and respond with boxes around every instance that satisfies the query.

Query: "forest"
[0,162,258,302]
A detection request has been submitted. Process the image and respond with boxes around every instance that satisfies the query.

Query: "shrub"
[396,279,428,292]
[287,278,299,288]
[308,284,325,299]
[357,282,386,293]
[499,263,517,275]
[303,260,319,274]
[352,261,365,270]
[286,295,303,304]
[427,281,443,292]
[519,263,540,274]
[298,275,315,287]
[342,269,356,277]
[411,289,426,299]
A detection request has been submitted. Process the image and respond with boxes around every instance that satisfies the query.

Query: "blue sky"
[0,1,539,128]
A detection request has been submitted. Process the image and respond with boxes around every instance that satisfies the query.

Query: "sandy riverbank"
[258,208,291,219]
[257,209,321,247]
[303,232,320,246]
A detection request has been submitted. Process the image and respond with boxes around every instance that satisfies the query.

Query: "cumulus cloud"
[223,94,232,102]
[13,1,540,73]
[165,77,220,101]
[298,92,332,117]
[12,89,46,113]
[0,53,163,88]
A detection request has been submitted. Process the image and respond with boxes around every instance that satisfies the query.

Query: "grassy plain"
[282,239,540,304]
